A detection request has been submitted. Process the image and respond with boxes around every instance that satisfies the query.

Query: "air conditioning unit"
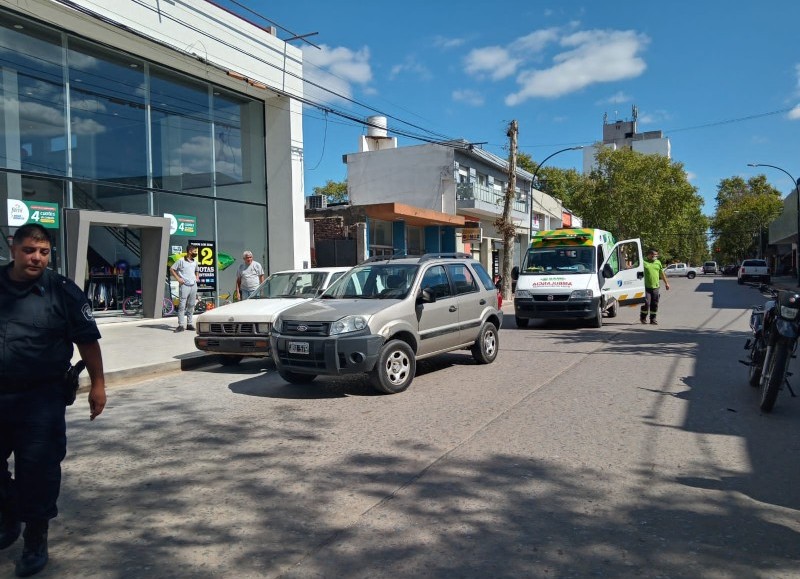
[307,195,327,209]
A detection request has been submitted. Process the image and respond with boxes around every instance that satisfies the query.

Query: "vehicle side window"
[328,271,345,287]
[471,262,495,291]
[420,265,452,299]
[447,263,478,295]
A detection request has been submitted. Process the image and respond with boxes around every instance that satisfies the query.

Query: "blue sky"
[219,0,800,216]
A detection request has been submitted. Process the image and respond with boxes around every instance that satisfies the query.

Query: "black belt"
[0,376,64,393]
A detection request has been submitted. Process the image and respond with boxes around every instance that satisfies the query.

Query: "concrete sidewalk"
[72,314,217,389]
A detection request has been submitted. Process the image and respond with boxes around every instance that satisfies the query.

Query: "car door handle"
[449,305,457,312]
[479,299,486,305]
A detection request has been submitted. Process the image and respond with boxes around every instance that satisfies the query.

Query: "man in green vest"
[641,248,670,325]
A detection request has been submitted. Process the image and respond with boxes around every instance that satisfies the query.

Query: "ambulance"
[511,228,645,328]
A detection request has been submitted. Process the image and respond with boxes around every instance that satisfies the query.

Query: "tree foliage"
[567,147,707,264]
[710,175,783,262]
[313,180,348,203]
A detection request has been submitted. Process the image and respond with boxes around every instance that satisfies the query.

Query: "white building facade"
[0,0,308,315]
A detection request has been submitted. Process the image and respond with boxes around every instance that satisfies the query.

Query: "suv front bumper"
[270,332,384,375]
[514,295,601,320]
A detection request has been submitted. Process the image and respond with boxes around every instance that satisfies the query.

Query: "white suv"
[702,261,718,275]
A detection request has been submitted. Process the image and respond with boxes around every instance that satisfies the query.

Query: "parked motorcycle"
[743,284,799,412]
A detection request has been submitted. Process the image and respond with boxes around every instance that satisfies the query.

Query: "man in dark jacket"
[0,223,106,577]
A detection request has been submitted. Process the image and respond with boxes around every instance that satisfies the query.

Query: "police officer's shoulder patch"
[81,302,94,321]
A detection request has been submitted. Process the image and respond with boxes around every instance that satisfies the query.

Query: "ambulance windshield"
[521,246,596,274]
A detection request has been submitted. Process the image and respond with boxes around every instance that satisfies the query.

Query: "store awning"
[362,202,465,227]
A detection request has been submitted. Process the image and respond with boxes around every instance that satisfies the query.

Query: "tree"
[568,147,705,262]
[494,120,518,301]
[313,180,348,203]
[710,175,783,262]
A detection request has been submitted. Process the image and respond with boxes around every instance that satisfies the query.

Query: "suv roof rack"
[419,252,472,263]
[358,251,408,265]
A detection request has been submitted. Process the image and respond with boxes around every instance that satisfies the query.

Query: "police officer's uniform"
[0,263,101,525]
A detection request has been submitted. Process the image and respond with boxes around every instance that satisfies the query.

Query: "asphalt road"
[7,274,800,578]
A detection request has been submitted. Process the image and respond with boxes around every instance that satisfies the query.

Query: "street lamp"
[748,163,800,286]
[528,146,583,237]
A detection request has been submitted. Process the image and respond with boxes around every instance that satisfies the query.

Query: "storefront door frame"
[64,209,170,318]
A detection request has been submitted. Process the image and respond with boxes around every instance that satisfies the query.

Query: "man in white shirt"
[170,244,199,332]
[236,250,265,300]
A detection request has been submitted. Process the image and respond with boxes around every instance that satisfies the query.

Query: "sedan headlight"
[330,315,368,335]
[272,316,283,333]
[198,322,210,333]
[570,289,594,299]
[515,289,531,298]
[780,306,799,320]
[256,322,272,334]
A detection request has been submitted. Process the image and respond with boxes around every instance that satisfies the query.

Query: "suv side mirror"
[417,287,435,304]
[602,263,614,278]
[511,266,520,280]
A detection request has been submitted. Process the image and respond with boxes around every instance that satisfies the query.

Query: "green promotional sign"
[7,200,59,228]
[163,213,197,236]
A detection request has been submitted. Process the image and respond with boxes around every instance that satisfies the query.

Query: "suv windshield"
[323,264,418,299]
[251,271,328,299]
[521,246,596,275]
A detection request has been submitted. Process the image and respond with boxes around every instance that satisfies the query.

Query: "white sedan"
[194,267,350,365]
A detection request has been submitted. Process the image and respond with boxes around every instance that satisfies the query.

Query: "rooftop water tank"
[366,115,388,138]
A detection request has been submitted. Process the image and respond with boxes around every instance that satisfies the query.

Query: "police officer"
[0,223,106,577]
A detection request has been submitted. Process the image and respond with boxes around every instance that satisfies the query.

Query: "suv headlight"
[330,315,368,335]
[570,289,593,299]
[197,322,210,333]
[256,322,272,334]
[272,316,283,333]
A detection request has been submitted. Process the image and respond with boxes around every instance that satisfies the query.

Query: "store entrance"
[64,209,170,319]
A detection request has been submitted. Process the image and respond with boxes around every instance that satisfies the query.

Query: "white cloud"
[452,89,484,106]
[464,46,520,81]
[390,56,432,81]
[598,91,630,105]
[302,44,372,104]
[510,28,560,53]
[788,105,800,120]
[506,30,649,104]
[686,171,697,181]
[434,36,465,49]
[638,109,671,125]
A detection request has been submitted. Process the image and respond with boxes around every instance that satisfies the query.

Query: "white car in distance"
[194,267,350,365]
[664,263,700,279]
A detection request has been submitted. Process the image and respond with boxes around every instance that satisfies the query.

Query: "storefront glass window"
[216,199,267,295]
[151,67,213,196]
[212,90,266,203]
[68,39,147,213]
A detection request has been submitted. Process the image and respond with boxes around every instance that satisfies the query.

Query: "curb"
[77,352,220,391]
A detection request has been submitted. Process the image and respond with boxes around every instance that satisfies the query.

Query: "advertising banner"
[192,239,217,292]
[7,200,59,228]
[164,213,197,236]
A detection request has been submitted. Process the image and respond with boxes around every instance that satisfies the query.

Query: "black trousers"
[0,384,67,522]
[641,287,661,320]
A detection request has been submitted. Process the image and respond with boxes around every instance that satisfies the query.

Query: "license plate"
[288,341,309,355]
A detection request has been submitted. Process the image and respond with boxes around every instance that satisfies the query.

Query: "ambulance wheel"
[589,301,603,328]
[606,301,618,318]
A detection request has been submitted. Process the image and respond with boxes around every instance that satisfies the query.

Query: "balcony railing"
[457,182,528,214]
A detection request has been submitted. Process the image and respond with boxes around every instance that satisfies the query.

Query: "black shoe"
[15,521,48,577]
[174,326,185,333]
[0,512,21,550]
[650,319,658,325]
[640,318,648,324]
[186,324,196,331]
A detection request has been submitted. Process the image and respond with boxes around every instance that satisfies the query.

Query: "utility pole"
[495,120,518,302]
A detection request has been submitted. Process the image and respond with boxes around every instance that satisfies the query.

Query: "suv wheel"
[370,340,416,394]
[515,316,529,328]
[471,322,499,364]
[278,369,317,384]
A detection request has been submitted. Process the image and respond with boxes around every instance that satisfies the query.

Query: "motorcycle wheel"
[747,337,765,388]
[760,341,789,412]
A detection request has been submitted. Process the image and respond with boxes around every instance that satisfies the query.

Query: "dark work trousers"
[0,384,67,522]
[641,287,661,321]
